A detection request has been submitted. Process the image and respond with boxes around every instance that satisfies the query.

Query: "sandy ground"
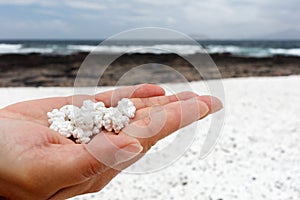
[0,76,299,199]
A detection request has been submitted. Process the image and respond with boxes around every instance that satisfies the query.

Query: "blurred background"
[0,0,299,86]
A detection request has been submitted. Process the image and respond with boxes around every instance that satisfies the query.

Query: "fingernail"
[184,98,210,119]
[199,101,210,118]
[114,143,143,165]
[196,96,223,114]
[209,96,223,113]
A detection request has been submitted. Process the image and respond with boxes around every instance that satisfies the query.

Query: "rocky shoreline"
[0,52,299,87]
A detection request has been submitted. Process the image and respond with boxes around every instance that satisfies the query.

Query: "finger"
[83,132,143,168]
[53,132,143,187]
[67,84,165,107]
[193,95,223,114]
[94,84,165,107]
[122,97,219,149]
[131,91,198,110]
[3,84,165,126]
[132,95,222,122]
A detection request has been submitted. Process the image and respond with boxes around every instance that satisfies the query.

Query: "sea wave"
[0,43,59,54]
[0,44,22,54]
[269,48,300,57]
[68,44,206,55]
[0,43,300,57]
[204,45,300,57]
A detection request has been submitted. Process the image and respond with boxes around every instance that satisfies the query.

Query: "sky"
[0,0,299,39]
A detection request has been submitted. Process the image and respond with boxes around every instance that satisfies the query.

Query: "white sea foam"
[206,45,300,57]
[0,43,300,57]
[0,44,58,54]
[68,45,98,52]
[68,44,206,55]
[269,48,300,57]
[0,44,22,54]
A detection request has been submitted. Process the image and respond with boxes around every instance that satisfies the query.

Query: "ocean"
[0,40,300,57]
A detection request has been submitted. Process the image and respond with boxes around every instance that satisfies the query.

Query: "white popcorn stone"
[117,98,136,118]
[47,98,136,144]
[103,107,130,133]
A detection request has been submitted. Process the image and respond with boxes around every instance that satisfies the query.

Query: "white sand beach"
[1,76,299,200]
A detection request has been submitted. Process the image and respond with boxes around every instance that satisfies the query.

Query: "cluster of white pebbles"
[47,98,136,143]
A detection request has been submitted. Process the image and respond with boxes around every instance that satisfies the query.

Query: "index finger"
[94,84,165,107]
[3,84,165,126]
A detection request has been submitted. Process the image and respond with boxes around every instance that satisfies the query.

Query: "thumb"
[84,132,143,168]
[54,133,143,187]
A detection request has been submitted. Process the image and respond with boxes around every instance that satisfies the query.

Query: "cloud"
[0,0,107,11]
[0,0,54,6]
[64,1,107,11]
[134,0,185,6]
[0,0,37,5]
[0,0,299,38]
[34,9,64,17]
[0,16,73,38]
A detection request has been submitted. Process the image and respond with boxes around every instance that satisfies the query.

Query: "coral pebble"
[47,98,136,143]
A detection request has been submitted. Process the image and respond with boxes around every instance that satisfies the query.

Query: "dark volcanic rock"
[0,52,300,87]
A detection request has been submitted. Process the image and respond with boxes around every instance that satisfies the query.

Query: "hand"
[0,84,222,199]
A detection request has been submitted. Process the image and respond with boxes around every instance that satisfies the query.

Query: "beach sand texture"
[1,76,299,199]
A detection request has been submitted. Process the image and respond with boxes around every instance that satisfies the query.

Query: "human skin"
[0,84,222,199]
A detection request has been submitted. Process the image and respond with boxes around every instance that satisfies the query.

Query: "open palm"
[0,84,222,200]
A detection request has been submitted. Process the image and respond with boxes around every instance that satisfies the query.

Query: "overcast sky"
[0,0,299,39]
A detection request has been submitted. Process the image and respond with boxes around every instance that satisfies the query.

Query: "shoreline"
[0,52,300,87]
